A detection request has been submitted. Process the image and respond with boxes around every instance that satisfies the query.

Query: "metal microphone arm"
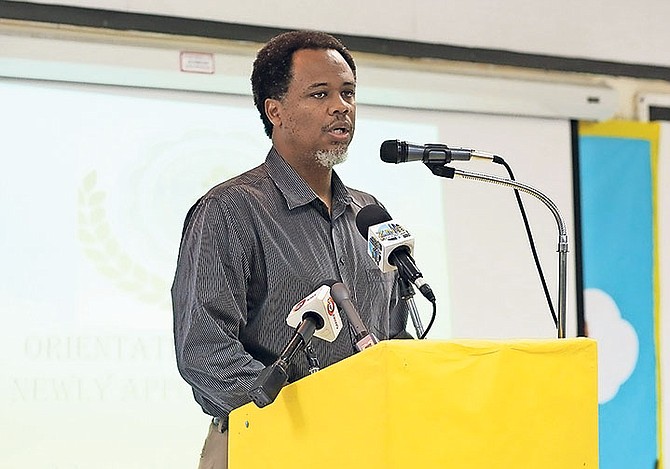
[425,163,569,339]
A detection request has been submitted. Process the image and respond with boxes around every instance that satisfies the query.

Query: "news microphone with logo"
[330,282,378,351]
[248,282,343,408]
[285,283,342,342]
[355,205,435,303]
[380,139,499,164]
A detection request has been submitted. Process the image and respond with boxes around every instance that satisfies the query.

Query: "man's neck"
[294,161,333,213]
[274,146,334,212]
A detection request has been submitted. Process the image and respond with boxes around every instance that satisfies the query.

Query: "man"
[172,30,409,469]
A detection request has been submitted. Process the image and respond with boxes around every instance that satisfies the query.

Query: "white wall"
[14,0,670,68]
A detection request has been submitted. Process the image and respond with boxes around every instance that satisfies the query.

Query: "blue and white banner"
[579,121,661,468]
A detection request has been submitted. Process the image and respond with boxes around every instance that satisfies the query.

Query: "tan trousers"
[198,421,228,469]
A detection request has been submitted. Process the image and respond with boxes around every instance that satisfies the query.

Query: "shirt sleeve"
[171,196,265,416]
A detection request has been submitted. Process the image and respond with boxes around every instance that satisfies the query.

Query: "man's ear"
[265,98,282,128]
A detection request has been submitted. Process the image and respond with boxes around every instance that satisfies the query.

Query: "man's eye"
[343,90,355,99]
[312,92,327,99]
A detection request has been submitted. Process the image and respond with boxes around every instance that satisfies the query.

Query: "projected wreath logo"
[76,126,267,311]
[78,171,167,307]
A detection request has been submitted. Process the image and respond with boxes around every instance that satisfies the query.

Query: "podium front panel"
[229,338,598,468]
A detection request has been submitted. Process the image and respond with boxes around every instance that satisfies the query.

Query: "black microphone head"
[380,139,404,163]
[355,204,392,239]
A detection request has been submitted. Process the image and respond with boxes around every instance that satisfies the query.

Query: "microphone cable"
[494,158,558,328]
[419,298,437,339]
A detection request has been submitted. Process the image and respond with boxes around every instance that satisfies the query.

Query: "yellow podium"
[229,338,598,468]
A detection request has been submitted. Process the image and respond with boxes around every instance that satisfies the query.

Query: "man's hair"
[251,30,357,138]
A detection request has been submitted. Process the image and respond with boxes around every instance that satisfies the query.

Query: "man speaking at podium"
[171,30,410,469]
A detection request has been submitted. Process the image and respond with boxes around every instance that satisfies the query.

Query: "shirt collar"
[265,147,353,213]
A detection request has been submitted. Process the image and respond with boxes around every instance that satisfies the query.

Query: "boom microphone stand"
[425,163,569,339]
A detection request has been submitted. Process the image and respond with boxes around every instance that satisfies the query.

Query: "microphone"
[330,282,378,351]
[286,283,343,342]
[380,139,498,164]
[248,282,343,408]
[355,205,435,303]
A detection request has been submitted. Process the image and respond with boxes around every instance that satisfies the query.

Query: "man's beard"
[314,148,349,169]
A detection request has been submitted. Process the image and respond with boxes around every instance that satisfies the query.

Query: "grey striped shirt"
[171,147,408,417]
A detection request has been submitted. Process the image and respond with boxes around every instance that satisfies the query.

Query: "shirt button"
[339,257,346,265]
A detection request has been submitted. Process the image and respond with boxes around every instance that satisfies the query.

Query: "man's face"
[266,48,356,166]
